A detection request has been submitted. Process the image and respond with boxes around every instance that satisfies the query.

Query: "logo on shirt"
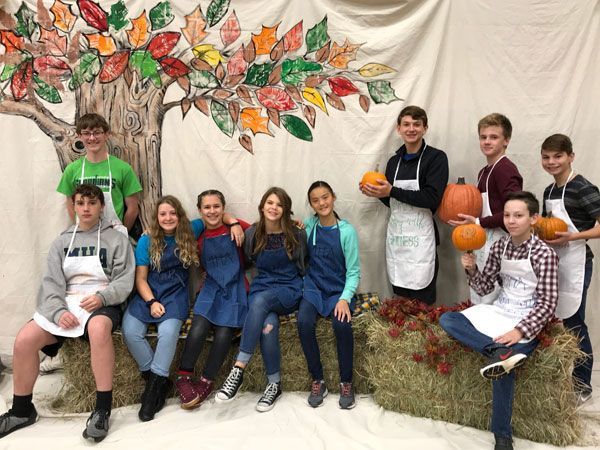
[64,247,108,268]
[76,177,116,190]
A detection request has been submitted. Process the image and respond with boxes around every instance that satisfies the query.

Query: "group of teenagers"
[0,107,597,450]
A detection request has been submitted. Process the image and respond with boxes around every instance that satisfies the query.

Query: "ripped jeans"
[237,290,300,383]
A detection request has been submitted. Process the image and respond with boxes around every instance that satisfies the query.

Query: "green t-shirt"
[56,155,142,221]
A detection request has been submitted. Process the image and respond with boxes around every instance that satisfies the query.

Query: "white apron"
[471,155,508,304]
[79,155,128,236]
[385,146,436,290]
[545,171,585,319]
[461,237,537,343]
[33,221,109,337]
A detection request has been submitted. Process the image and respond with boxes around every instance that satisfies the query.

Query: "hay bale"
[363,312,584,446]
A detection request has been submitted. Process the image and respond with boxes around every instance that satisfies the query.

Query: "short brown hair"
[541,134,573,155]
[505,191,539,216]
[72,184,105,205]
[76,113,110,134]
[478,113,512,139]
[397,105,428,127]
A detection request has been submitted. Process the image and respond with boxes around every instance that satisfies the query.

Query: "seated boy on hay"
[440,191,558,450]
[0,184,134,443]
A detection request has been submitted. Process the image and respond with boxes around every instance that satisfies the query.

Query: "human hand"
[448,213,477,226]
[58,311,80,329]
[334,300,352,323]
[80,294,103,312]
[294,219,305,230]
[461,252,477,274]
[150,301,165,318]
[360,179,392,198]
[230,223,245,247]
[545,231,571,247]
[493,328,523,346]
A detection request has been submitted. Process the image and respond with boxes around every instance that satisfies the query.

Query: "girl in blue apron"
[175,190,249,409]
[216,187,307,412]
[297,181,360,409]
[122,195,199,422]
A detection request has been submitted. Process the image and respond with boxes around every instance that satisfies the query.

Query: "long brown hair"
[149,195,199,270]
[253,187,299,258]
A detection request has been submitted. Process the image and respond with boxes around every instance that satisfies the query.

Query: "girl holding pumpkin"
[540,134,600,405]
[215,187,307,412]
[297,181,360,409]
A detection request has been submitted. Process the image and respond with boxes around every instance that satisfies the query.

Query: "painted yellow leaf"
[192,44,223,68]
[85,34,117,56]
[328,39,361,69]
[358,62,396,77]
[181,6,208,45]
[302,87,327,114]
[240,107,272,136]
[127,11,149,48]
[251,24,279,55]
[50,0,77,33]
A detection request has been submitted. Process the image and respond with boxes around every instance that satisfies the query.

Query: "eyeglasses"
[80,131,105,138]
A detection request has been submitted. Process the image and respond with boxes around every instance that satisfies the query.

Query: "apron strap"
[393,144,428,183]
[477,154,505,192]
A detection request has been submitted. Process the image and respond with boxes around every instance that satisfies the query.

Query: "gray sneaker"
[307,380,328,408]
[339,382,356,409]
[82,409,110,442]
[0,407,37,438]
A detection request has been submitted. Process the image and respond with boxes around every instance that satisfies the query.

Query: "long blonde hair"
[253,187,299,258]
[149,195,199,270]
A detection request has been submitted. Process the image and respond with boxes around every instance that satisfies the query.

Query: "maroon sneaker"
[193,377,214,405]
[175,376,200,409]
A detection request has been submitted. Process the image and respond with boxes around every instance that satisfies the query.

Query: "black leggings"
[179,315,235,381]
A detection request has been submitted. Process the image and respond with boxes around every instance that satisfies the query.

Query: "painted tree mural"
[0,0,400,226]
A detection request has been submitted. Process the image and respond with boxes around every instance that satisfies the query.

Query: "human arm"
[480,162,522,229]
[339,222,360,303]
[546,221,600,246]
[134,265,165,318]
[36,238,70,325]
[96,232,135,306]
[223,213,245,246]
[295,228,308,276]
[465,239,503,296]
[65,197,76,222]
[122,194,139,231]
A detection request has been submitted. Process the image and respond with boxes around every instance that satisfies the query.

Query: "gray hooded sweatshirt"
[36,220,135,325]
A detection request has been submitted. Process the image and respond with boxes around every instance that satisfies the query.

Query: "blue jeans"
[563,257,593,392]
[237,290,299,382]
[122,310,182,377]
[439,312,539,438]
[297,299,354,383]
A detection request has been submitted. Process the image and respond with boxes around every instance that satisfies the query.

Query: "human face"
[479,126,509,163]
[309,187,336,224]
[157,202,179,235]
[79,127,109,155]
[503,200,537,244]
[200,195,224,229]
[541,149,574,183]
[396,115,427,149]
[262,193,283,223]
[73,194,103,230]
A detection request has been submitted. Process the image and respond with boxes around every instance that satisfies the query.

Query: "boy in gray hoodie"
[0,184,134,443]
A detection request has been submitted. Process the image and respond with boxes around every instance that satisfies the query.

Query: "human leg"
[332,311,355,409]
[121,310,152,373]
[297,301,328,407]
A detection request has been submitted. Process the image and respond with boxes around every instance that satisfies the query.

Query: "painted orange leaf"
[227,46,247,76]
[328,39,362,69]
[50,0,77,33]
[127,11,149,48]
[220,10,240,47]
[251,24,279,55]
[181,6,207,46]
[85,33,117,56]
[99,51,129,83]
[240,107,272,135]
[283,21,302,52]
[39,27,67,56]
[256,86,296,111]
[0,31,24,52]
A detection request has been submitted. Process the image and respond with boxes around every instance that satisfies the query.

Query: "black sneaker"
[307,380,328,408]
[255,382,282,412]
[480,348,527,380]
[0,407,37,438]
[494,434,513,450]
[339,382,356,409]
[82,409,110,442]
[215,366,244,402]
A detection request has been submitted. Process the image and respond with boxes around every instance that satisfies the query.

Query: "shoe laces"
[176,376,196,396]
[221,367,243,395]
[311,380,323,396]
[340,383,353,396]
[261,383,279,402]
[88,409,109,429]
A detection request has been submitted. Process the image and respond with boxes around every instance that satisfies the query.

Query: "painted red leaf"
[11,61,33,100]
[33,55,71,76]
[99,51,129,83]
[0,31,24,53]
[283,21,302,52]
[328,76,359,97]
[256,86,296,111]
[160,57,190,78]
[147,32,180,59]
[227,46,247,76]
[220,10,240,47]
[239,134,253,154]
[77,0,108,32]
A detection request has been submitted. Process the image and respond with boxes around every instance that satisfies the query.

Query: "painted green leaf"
[189,70,220,88]
[130,50,162,88]
[281,58,322,85]
[306,16,328,53]
[244,63,274,87]
[367,80,400,104]
[33,75,61,103]
[108,0,129,31]
[280,115,313,141]
[206,0,231,27]
[68,53,101,90]
[15,3,36,39]
[0,64,18,82]
[211,100,235,137]
[149,1,174,30]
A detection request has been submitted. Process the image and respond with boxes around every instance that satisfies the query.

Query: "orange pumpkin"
[438,177,483,223]
[452,223,487,252]
[360,170,387,187]
[534,214,568,241]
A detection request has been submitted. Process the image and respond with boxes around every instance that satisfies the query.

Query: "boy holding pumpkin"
[540,133,600,405]
[440,191,559,450]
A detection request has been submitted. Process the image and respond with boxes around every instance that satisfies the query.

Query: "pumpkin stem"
[457,177,465,185]
[375,164,380,172]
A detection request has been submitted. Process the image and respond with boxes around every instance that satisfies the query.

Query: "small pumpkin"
[438,177,483,223]
[360,170,387,187]
[534,213,568,241]
[452,223,486,253]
